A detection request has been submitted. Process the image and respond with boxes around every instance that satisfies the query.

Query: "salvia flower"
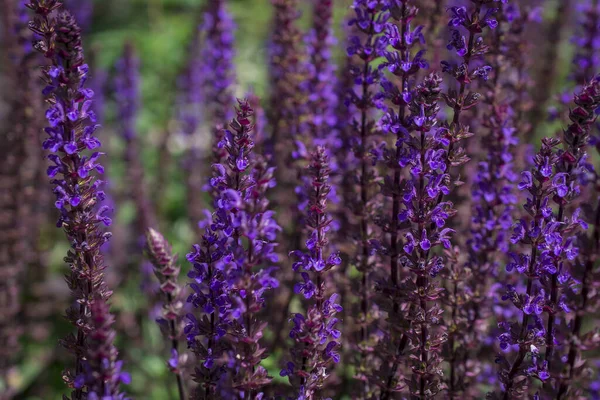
[213,100,280,395]
[497,76,600,398]
[449,2,522,395]
[377,73,450,399]
[546,75,600,398]
[343,0,389,394]
[145,228,186,400]
[177,25,207,232]
[281,147,342,399]
[27,2,126,397]
[556,81,600,399]
[374,0,428,316]
[187,100,280,398]
[0,0,38,385]
[186,225,232,399]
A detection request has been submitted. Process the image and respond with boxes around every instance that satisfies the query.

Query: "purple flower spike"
[497,76,600,399]
[282,147,342,398]
[341,0,389,390]
[27,2,127,397]
[187,100,280,398]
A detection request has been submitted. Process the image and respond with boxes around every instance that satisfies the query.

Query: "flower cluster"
[557,78,600,399]
[377,73,451,399]
[373,0,427,307]
[214,100,280,395]
[281,147,343,399]
[177,25,207,232]
[185,226,232,399]
[187,100,280,398]
[343,0,389,393]
[27,1,125,397]
[448,2,523,395]
[13,0,600,398]
[497,76,600,399]
[371,0,432,396]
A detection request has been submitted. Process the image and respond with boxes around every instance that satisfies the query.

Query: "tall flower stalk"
[343,0,388,394]
[529,0,571,135]
[216,100,280,397]
[280,146,342,400]
[446,2,520,396]
[266,0,309,354]
[497,77,600,399]
[542,76,600,395]
[571,0,600,86]
[177,20,206,231]
[145,228,186,400]
[373,0,427,396]
[27,1,128,398]
[187,100,279,399]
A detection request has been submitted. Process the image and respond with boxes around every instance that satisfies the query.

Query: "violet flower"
[145,228,187,400]
[374,0,427,315]
[448,2,521,395]
[186,225,233,399]
[373,0,428,396]
[496,77,600,399]
[27,1,126,397]
[281,146,342,399]
[213,100,280,396]
[558,127,600,396]
[187,100,280,399]
[265,0,310,356]
[529,0,572,135]
[343,0,389,394]
[378,73,450,399]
